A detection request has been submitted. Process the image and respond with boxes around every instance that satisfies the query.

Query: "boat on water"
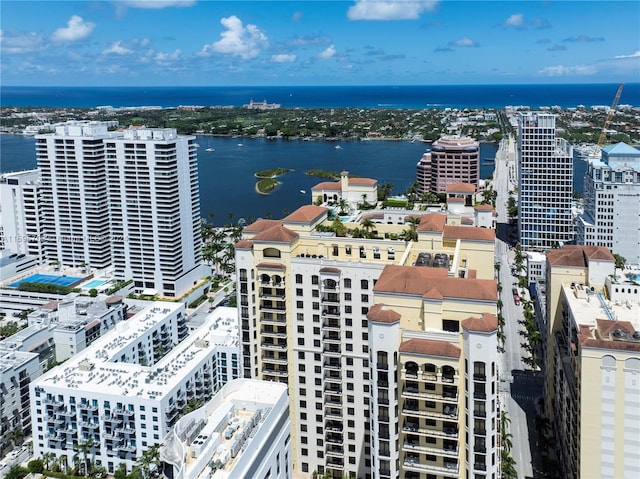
[205,147,215,152]
[300,190,306,194]
[237,143,244,147]
[335,145,343,150]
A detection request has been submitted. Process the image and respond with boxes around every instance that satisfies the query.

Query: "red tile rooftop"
[283,205,327,224]
[348,177,377,185]
[547,245,614,267]
[252,225,299,243]
[319,267,341,274]
[244,219,282,233]
[462,312,498,333]
[400,338,461,358]
[367,304,401,323]
[311,181,341,191]
[446,182,476,193]
[578,319,640,352]
[256,262,286,270]
[474,204,494,211]
[447,197,465,203]
[443,225,495,242]
[416,213,447,232]
[374,265,497,301]
[235,240,254,249]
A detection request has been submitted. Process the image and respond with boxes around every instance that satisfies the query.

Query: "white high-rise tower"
[517,112,574,251]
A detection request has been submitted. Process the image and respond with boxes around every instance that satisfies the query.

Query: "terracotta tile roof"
[252,225,299,243]
[244,219,282,233]
[446,182,476,193]
[311,181,341,191]
[284,205,327,224]
[423,287,444,300]
[474,204,494,211]
[447,197,465,203]
[462,312,498,332]
[362,212,384,220]
[256,262,286,270]
[235,239,254,249]
[400,338,461,358]
[105,296,123,306]
[374,265,497,301]
[596,319,635,337]
[416,213,447,232]
[366,304,401,323]
[578,320,640,352]
[349,177,377,186]
[41,300,60,311]
[547,245,614,267]
[461,217,474,225]
[443,225,495,242]
[319,267,341,274]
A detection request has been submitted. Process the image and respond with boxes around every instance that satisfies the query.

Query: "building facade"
[416,137,479,195]
[576,142,640,265]
[544,245,640,479]
[0,169,43,260]
[30,301,240,475]
[161,379,290,479]
[235,201,498,478]
[34,122,203,297]
[517,113,574,251]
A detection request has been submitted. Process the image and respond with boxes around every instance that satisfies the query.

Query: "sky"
[1,0,639,86]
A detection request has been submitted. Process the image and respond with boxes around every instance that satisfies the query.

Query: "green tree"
[89,288,98,297]
[4,465,28,479]
[27,459,44,474]
[361,218,375,238]
[613,253,626,269]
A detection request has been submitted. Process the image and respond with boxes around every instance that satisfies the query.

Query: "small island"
[254,167,292,195]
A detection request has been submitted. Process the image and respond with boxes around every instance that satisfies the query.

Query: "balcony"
[402,442,459,457]
[261,341,287,351]
[262,367,288,377]
[401,387,458,403]
[260,304,286,313]
[322,308,340,318]
[262,354,288,365]
[402,458,459,478]
[323,331,341,343]
[325,421,343,432]
[323,345,341,356]
[324,385,342,395]
[402,423,459,439]
[323,319,341,331]
[261,328,287,338]
[325,432,343,445]
[325,408,343,421]
[377,362,389,370]
[260,315,286,325]
[473,374,486,382]
[473,463,487,471]
[324,395,342,406]
[402,406,458,420]
[473,391,487,400]
[326,445,344,457]
[326,457,344,467]
[260,288,286,300]
[473,409,487,418]
[325,370,342,382]
[323,360,341,370]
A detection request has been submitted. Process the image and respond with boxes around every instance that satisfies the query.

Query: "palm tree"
[78,439,92,476]
[361,218,375,238]
[42,452,54,471]
[337,198,349,215]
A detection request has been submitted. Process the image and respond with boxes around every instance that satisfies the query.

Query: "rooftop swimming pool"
[82,279,108,289]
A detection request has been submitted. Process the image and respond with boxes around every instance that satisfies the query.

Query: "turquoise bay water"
[1,134,593,226]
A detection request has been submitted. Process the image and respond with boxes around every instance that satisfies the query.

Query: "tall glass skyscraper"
[517,112,574,251]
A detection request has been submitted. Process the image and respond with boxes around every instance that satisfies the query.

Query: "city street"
[492,136,544,479]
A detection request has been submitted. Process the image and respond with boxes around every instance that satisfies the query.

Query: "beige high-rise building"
[545,245,640,479]
[235,181,500,479]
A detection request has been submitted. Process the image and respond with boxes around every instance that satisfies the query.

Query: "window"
[344,278,352,288]
[361,279,369,289]
[296,274,303,284]
[312,275,319,285]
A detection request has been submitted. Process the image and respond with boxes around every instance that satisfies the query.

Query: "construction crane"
[592,82,624,159]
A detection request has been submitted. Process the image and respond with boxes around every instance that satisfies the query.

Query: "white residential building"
[576,142,640,265]
[0,169,43,260]
[30,301,240,475]
[34,121,203,297]
[517,112,574,251]
[161,379,291,479]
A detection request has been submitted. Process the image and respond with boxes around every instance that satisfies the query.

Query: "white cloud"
[0,30,44,54]
[538,64,597,76]
[271,53,297,63]
[117,0,195,9]
[614,50,640,59]
[199,16,268,59]
[292,11,304,22]
[52,15,95,42]
[102,41,133,55]
[318,44,337,59]
[347,0,439,21]
[504,13,524,27]
[451,37,478,47]
[155,49,182,64]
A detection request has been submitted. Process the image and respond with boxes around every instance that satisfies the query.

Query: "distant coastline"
[2,84,637,109]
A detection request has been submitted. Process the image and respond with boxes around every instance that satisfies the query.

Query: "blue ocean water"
[2,84,638,109]
[1,134,591,226]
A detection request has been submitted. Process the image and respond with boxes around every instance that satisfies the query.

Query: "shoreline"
[255,180,282,196]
